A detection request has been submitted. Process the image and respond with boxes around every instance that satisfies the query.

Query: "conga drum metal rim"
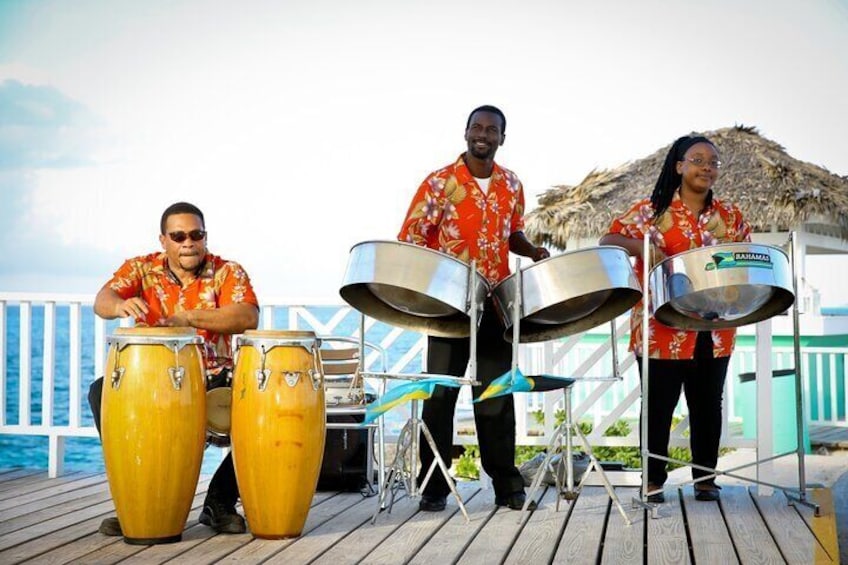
[238,329,321,352]
[492,246,642,343]
[649,242,795,330]
[107,326,203,350]
[339,240,490,338]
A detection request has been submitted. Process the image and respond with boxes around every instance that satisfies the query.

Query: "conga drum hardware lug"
[169,366,185,390]
[111,367,125,389]
[256,369,272,391]
[308,369,322,391]
[282,371,300,387]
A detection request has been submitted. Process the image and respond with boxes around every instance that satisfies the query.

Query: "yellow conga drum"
[231,330,326,539]
[101,327,206,545]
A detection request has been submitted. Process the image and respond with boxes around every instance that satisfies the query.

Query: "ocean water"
[1,305,423,472]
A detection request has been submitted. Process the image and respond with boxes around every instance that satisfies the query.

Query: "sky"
[1,0,847,306]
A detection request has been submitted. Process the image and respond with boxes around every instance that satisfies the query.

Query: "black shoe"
[98,516,122,536]
[694,482,721,502]
[199,500,247,533]
[495,492,538,511]
[418,494,447,512]
[645,483,665,503]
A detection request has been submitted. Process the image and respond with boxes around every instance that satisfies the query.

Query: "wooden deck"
[0,467,841,564]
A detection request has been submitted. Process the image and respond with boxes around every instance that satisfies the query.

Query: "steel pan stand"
[636,232,818,516]
[365,262,482,524]
[510,260,631,524]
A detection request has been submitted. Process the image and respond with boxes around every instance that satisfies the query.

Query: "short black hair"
[160,201,205,234]
[466,105,506,134]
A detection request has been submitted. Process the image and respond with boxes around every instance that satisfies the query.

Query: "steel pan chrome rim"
[493,246,642,343]
[339,240,490,337]
[649,242,795,330]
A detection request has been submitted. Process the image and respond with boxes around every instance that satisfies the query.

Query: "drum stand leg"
[522,386,631,525]
[371,399,470,524]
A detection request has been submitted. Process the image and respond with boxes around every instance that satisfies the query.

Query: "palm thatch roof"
[525,125,848,249]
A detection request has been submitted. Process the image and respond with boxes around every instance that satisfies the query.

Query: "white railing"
[2,292,846,477]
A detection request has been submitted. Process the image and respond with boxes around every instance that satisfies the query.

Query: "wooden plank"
[457,491,538,565]
[407,488,497,564]
[308,492,421,563]
[365,485,482,565]
[779,487,840,564]
[0,473,107,512]
[720,484,784,564]
[600,487,643,565]
[0,478,110,522]
[0,487,114,535]
[219,493,365,562]
[0,470,55,496]
[646,486,691,564]
[0,480,210,562]
[504,487,567,564]
[753,491,833,564]
[269,493,408,563]
[551,486,610,565]
[167,491,340,563]
[680,486,736,564]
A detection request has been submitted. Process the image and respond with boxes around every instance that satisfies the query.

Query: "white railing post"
[69,302,82,429]
[0,300,6,426]
[755,318,774,494]
[19,301,32,425]
[42,302,56,428]
[49,435,65,478]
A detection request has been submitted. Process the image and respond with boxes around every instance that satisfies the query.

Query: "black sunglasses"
[168,230,206,243]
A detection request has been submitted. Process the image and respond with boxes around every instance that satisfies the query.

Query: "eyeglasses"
[684,157,722,169]
[168,230,206,243]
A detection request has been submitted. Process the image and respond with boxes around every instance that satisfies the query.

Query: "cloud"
[0,79,102,169]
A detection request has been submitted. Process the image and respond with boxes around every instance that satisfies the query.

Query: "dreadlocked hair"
[650,135,715,218]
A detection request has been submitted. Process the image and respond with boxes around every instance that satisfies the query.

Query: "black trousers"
[88,372,239,508]
[417,300,524,499]
[637,332,730,486]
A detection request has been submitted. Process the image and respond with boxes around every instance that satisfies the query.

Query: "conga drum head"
[339,240,489,337]
[650,243,795,330]
[493,246,642,343]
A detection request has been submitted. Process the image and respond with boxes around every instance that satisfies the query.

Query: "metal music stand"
[635,231,818,516]
[362,261,481,524]
[507,259,632,525]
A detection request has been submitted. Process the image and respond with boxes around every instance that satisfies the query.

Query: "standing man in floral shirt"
[398,105,549,512]
[89,201,259,536]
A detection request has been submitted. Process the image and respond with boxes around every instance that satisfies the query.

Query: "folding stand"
[363,262,482,524]
[636,231,818,516]
[507,259,631,524]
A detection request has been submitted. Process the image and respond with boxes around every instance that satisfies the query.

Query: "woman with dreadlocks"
[599,135,751,503]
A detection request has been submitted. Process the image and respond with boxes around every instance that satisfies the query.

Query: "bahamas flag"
[362,378,463,425]
[474,368,575,402]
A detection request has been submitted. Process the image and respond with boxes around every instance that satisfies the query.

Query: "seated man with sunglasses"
[88,201,259,537]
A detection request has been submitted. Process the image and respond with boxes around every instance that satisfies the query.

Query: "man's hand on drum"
[532,246,550,262]
[162,311,192,328]
[115,297,149,319]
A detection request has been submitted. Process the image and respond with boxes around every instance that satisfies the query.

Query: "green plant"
[454,445,480,479]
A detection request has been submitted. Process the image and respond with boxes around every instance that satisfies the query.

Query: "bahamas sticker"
[705,251,773,271]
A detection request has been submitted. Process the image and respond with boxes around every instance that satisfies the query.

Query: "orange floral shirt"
[397,154,525,285]
[106,252,259,373]
[607,192,752,359]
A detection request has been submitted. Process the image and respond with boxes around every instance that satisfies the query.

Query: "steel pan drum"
[339,240,489,337]
[493,246,642,343]
[649,243,794,330]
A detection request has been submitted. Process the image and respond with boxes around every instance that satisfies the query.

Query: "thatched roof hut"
[525,125,848,250]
